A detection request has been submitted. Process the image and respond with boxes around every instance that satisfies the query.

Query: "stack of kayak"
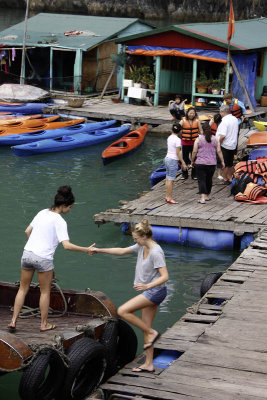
[12,123,130,156]
[0,119,117,146]
[101,124,148,165]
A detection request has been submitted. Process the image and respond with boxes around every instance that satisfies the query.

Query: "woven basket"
[67,98,84,108]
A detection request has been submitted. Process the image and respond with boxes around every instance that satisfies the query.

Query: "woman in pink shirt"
[191,123,225,204]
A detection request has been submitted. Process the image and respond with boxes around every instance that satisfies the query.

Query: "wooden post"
[20,0,30,84]
[100,64,116,99]
[73,49,83,94]
[230,55,255,112]
[49,47,53,91]
[192,58,197,106]
[154,56,161,106]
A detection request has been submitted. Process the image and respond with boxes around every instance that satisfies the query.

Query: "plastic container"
[123,96,130,104]
[153,350,181,369]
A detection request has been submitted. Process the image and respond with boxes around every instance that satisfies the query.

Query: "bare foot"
[40,323,56,332]
[132,364,155,372]
[143,330,161,350]
[7,323,16,333]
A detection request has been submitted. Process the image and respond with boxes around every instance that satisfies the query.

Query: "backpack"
[230,174,254,196]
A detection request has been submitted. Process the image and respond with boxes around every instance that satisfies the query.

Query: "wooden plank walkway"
[44,96,267,127]
[100,229,267,399]
[94,128,267,235]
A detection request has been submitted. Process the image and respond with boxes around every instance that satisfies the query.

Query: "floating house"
[0,13,153,94]
[114,18,267,107]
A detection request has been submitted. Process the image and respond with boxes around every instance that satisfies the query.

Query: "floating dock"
[94,128,267,237]
[45,96,267,127]
[100,228,267,400]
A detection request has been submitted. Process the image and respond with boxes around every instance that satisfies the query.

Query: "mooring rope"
[13,278,68,319]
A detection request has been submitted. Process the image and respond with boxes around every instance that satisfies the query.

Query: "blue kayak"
[0,103,49,114]
[0,120,117,145]
[12,125,130,157]
[149,163,181,186]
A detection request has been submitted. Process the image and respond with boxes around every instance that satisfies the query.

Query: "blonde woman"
[91,219,168,373]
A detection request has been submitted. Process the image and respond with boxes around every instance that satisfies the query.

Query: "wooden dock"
[100,229,267,400]
[93,127,267,236]
[45,96,267,127]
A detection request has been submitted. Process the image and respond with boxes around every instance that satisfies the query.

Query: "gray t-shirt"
[129,243,166,287]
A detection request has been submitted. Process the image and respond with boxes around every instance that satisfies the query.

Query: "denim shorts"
[21,250,54,272]
[164,157,178,180]
[143,286,167,306]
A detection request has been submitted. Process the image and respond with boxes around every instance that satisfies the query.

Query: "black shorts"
[221,147,235,167]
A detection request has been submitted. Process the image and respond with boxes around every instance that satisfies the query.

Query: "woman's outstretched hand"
[88,243,96,255]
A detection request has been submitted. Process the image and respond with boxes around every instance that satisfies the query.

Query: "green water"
[0,133,238,399]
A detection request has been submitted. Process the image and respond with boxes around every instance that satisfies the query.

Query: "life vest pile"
[233,158,267,203]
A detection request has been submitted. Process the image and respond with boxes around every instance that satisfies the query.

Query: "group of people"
[8,186,168,373]
[165,93,245,204]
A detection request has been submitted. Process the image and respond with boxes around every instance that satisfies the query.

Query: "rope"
[13,278,68,319]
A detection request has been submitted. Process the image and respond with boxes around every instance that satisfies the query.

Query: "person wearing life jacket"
[179,107,203,180]
[223,93,246,125]
[216,105,239,185]
[209,113,223,180]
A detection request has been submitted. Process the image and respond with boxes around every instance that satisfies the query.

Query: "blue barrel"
[153,350,181,369]
[151,226,234,250]
[122,224,252,251]
[249,147,267,160]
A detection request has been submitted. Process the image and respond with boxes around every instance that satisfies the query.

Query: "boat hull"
[247,131,267,147]
[12,125,130,156]
[0,281,117,373]
[0,118,85,136]
[0,120,117,146]
[0,103,48,114]
[102,124,148,164]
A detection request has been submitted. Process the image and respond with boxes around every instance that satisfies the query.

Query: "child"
[168,95,187,121]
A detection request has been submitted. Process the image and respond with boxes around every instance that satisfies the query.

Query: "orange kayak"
[0,114,42,124]
[0,118,85,136]
[102,124,148,164]
[247,131,267,147]
[0,115,59,128]
[0,112,12,115]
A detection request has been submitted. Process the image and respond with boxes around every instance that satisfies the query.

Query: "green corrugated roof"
[0,13,153,50]
[115,18,267,51]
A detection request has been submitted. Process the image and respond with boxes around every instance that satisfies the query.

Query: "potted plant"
[128,66,142,88]
[148,73,155,90]
[210,79,220,95]
[139,66,150,89]
[195,71,210,94]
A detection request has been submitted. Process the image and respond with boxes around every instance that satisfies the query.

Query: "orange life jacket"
[224,99,243,119]
[255,161,267,175]
[234,160,257,177]
[210,121,218,135]
[182,119,199,141]
[244,183,267,200]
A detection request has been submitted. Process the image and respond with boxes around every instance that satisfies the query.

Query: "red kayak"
[102,124,148,165]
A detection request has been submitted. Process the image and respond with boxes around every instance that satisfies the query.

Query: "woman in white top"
[8,186,94,333]
[91,219,168,373]
[164,123,187,204]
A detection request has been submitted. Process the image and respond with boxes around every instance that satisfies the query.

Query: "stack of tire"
[18,319,137,400]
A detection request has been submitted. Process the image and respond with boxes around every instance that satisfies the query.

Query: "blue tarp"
[127,45,228,62]
[232,53,258,107]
